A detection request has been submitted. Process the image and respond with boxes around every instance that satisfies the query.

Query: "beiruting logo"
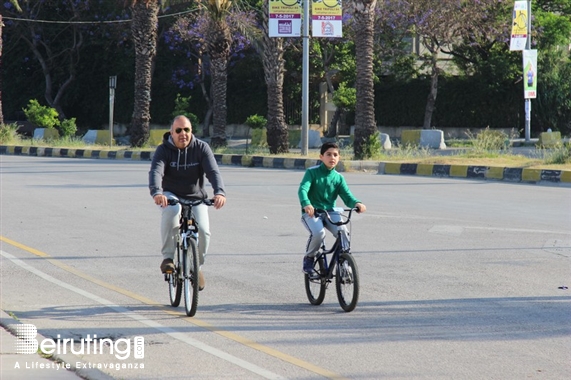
[15,324,144,360]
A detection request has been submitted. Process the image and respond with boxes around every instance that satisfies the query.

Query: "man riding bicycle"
[149,115,226,290]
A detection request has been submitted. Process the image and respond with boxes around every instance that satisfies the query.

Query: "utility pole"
[301,0,309,156]
[524,0,532,143]
[109,76,117,146]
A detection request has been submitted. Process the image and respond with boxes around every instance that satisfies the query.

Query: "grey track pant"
[159,192,211,266]
[301,211,348,258]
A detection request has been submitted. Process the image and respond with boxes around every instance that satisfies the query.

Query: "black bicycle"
[304,208,360,312]
[165,198,212,317]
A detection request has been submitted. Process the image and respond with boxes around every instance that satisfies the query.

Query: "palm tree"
[127,0,160,147]
[261,0,288,154]
[0,0,22,126]
[200,0,233,148]
[347,0,377,159]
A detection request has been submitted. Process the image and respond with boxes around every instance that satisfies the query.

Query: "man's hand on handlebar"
[153,194,226,210]
[212,194,226,210]
[154,194,168,208]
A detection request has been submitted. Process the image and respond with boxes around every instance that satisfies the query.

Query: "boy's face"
[320,148,340,169]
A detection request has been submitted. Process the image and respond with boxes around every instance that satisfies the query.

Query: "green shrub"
[23,99,60,129]
[468,127,511,152]
[244,114,267,130]
[0,123,18,144]
[59,118,78,138]
[361,131,382,159]
[171,93,199,127]
[544,142,571,165]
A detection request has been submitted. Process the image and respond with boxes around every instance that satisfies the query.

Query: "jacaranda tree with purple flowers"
[167,5,256,143]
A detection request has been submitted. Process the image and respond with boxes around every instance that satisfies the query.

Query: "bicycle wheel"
[183,238,200,317]
[335,252,359,312]
[168,249,182,307]
[304,255,326,305]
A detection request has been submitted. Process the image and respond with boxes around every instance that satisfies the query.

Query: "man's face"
[170,119,192,149]
[320,148,340,169]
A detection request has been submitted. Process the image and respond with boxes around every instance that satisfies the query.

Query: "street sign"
[510,1,528,51]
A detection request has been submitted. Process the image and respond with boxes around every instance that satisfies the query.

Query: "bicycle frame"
[165,198,213,316]
[304,207,360,312]
[313,208,354,281]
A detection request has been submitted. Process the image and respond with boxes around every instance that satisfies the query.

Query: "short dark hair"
[320,142,339,155]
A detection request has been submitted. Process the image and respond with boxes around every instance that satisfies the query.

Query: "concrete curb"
[1,144,570,186]
[0,310,115,380]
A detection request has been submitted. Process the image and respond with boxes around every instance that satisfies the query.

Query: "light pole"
[301,0,310,156]
[524,0,532,143]
[109,75,117,146]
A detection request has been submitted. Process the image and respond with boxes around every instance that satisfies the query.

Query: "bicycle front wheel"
[335,252,359,312]
[304,255,326,305]
[183,238,200,317]
[168,249,182,307]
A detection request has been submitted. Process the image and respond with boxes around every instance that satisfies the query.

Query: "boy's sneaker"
[160,258,175,273]
[303,256,314,274]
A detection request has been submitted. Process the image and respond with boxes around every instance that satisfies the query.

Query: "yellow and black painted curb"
[2,145,570,185]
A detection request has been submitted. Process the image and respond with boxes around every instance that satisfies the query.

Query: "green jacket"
[298,163,360,214]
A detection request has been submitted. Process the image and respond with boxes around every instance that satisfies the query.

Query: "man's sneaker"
[160,258,175,273]
[303,256,314,274]
[198,270,205,291]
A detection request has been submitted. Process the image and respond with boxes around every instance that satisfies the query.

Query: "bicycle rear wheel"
[183,238,200,317]
[168,250,182,307]
[304,255,326,305]
[335,252,359,312]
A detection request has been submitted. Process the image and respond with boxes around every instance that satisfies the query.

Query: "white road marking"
[1,250,286,380]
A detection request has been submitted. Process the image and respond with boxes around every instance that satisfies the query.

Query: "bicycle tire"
[335,252,359,312]
[183,238,200,317]
[304,255,326,305]
[168,248,182,307]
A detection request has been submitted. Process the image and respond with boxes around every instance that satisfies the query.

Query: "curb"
[1,145,570,186]
[0,309,115,380]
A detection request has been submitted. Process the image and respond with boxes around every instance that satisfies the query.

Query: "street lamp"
[109,76,117,146]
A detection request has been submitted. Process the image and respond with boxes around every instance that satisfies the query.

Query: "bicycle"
[164,198,213,317]
[304,207,360,312]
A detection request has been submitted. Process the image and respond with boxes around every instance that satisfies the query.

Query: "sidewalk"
[1,140,570,186]
[0,310,113,380]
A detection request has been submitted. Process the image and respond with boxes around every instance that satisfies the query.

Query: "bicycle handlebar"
[314,207,359,226]
[167,198,214,207]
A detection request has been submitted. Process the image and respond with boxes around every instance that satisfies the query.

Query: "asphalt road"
[1,155,570,380]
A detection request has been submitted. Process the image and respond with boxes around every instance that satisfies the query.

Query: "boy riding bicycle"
[297,142,366,274]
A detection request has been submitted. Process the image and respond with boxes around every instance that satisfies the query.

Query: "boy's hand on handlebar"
[355,203,366,213]
[213,194,226,210]
[154,194,167,208]
[304,205,315,217]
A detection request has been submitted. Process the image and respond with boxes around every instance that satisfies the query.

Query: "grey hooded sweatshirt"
[149,132,226,200]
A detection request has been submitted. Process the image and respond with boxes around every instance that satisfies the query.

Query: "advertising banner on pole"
[311,0,343,38]
[269,0,302,37]
[510,1,528,51]
[523,49,538,99]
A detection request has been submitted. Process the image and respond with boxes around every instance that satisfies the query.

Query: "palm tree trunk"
[129,1,159,147]
[209,56,228,148]
[0,14,4,126]
[352,0,378,159]
[262,6,288,154]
